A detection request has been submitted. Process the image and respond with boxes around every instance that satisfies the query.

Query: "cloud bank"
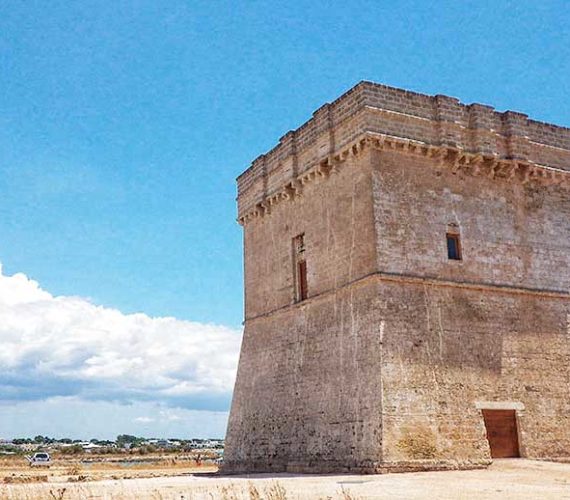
[0,265,242,411]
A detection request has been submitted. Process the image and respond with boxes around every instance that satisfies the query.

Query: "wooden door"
[482,409,520,458]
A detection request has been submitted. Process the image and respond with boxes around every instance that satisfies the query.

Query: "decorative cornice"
[238,131,570,226]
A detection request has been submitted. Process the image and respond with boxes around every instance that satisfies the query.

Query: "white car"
[27,452,51,467]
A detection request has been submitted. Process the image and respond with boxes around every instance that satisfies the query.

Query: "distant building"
[81,442,103,452]
[19,443,40,452]
[224,82,570,473]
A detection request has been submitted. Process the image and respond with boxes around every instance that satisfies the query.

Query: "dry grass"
[339,487,360,500]
[0,453,359,498]
[0,481,360,499]
[247,482,262,500]
[0,452,217,485]
[47,488,67,500]
[1,458,567,500]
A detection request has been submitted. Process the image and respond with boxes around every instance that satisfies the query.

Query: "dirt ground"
[1,459,570,499]
[0,453,216,483]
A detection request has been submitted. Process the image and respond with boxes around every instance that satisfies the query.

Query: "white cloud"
[134,416,155,423]
[0,264,242,411]
[159,409,181,421]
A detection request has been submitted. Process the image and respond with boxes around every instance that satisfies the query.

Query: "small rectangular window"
[447,233,462,260]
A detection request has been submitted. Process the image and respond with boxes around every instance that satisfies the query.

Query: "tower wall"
[225,81,570,473]
[378,281,570,470]
[224,151,385,473]
[223,282,385,473]
[242,151,377,320]
[372,148,570,292]
[372,147,570,469]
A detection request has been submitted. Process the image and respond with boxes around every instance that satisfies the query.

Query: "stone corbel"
[299,172,312,185]
[328,156,342,175]
[291,179,304,196]
[407,142,423,156]
[505,162,519,180]
[255,200,270,217]
[451,153,469,174]
[494,160,511,178]
[486,159,499,179]
[426,145,441,158]
[469,154,483,176]
[367,135,386,151]
[282,183,296,201]
[553,171,567,186]
[317,159,333,178]
[441,147,460,171]
[520,165,535,184]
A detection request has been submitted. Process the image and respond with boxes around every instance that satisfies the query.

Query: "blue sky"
[0,1,568,439]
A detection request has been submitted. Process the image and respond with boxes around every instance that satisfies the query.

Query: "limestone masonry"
[223,81,570,473]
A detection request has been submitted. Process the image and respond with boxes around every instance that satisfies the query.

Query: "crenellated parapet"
[237,81,570,225]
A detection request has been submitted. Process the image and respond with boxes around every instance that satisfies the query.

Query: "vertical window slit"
[293,234,307,302]
[298,260,308,301]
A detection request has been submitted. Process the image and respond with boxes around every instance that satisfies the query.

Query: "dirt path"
[2,459,570,499]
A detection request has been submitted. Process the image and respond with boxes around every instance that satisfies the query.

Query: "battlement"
[237,81,570,224]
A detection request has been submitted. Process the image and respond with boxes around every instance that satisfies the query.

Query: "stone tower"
[223,82,570,473]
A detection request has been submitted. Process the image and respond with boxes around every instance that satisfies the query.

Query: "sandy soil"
[1,459,570,499]
[0,453,216,483]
